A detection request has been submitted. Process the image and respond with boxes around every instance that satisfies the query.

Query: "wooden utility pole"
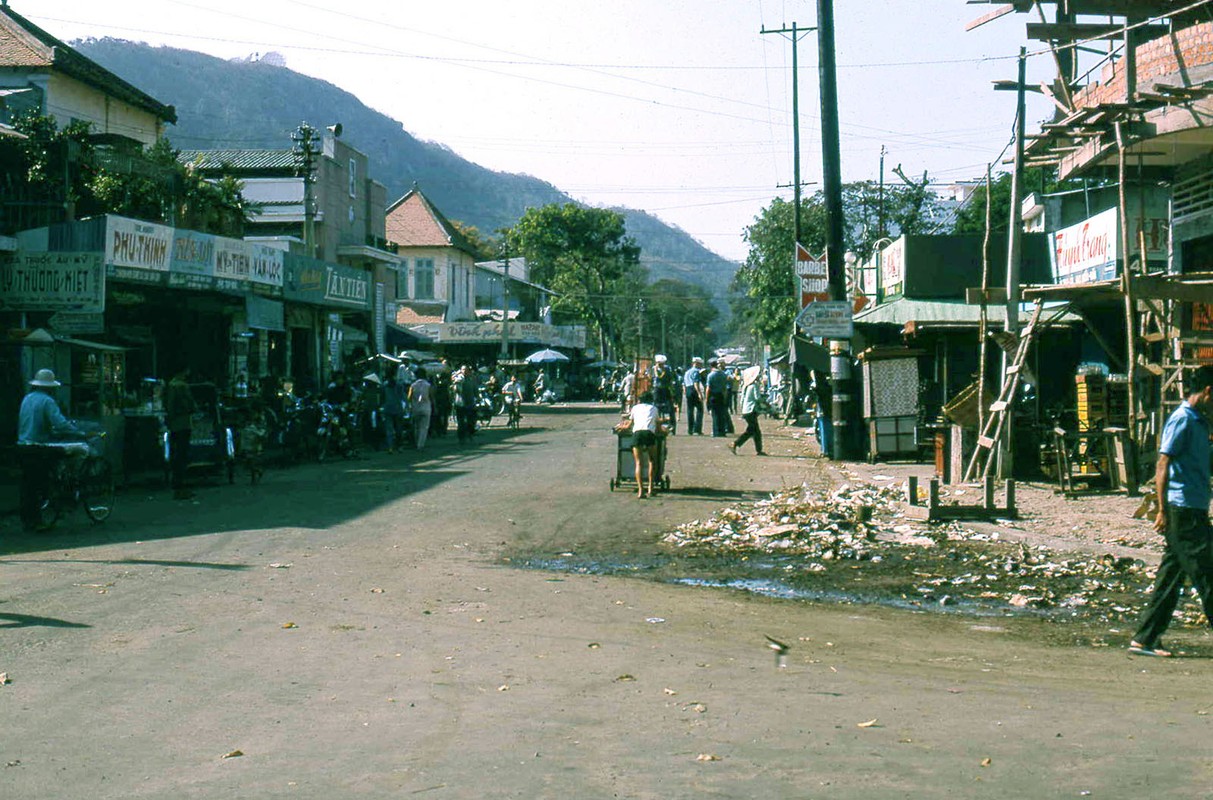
[760,21,815,246]
[291,122,319,258]
[817,0,850,461]
[978,164,993,433]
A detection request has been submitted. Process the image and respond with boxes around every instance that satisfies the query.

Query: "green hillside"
[75,39,738,305]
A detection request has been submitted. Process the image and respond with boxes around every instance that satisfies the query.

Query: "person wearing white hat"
[17,369,79,529]
[729,365,766,456]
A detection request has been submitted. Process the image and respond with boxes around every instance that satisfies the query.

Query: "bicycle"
[504,395,522,429]
[35,429,115,529]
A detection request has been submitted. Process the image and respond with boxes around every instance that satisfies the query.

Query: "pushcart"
[608,430,671,492]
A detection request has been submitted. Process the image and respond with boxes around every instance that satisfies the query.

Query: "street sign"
[796,242,829,307]
[795,301,853,339]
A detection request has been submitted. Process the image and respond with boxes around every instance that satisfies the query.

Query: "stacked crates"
[1075,372,1107,430]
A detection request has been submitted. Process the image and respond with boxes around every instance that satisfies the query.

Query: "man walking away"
[1131,365,1213,658]
[704,360,729,437]
[729,366,765,456]
[409,367,433,450]
[683,356,704,435]
[17,369,79,530]
[164,367,196,500]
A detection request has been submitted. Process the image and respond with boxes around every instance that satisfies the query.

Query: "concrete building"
[0,0,175,146]
[385,186,478,325]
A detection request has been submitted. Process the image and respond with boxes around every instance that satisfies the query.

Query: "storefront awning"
[854,297,1074,329]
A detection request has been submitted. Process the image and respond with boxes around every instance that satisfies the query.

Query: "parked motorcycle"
[316,400,357,460]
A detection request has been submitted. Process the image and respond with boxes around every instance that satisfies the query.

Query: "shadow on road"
[665,486,770,502]
[1,558,251,571]
[0,425,538,556]
[0,612,91,629]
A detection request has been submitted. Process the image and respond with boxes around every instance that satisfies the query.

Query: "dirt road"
[2,405,1211,798]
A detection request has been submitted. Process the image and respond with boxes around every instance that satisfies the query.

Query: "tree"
[508,203,645,354]
[0,112,253,236]
[733,176,950,344]
[449,219,499,261]
[641,278,718,362]
[952,167,1058,235]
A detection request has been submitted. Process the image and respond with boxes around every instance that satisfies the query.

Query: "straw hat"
[691,356,704,364]
[362,372,382,385]
[742,365,762,386]
[655,354,668,364]
[29,368,61,388]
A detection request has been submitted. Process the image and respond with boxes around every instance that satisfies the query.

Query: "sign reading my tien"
[0,251,105,312]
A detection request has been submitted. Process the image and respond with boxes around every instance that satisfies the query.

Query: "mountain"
[74,39,738,306]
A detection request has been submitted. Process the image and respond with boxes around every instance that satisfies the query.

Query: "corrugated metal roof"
[179,149,297,171]
[853,298,1064,327]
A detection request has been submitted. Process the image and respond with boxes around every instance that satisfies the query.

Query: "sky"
[23,0,1062,263]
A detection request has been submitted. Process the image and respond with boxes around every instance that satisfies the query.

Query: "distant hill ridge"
[74,38,738,304]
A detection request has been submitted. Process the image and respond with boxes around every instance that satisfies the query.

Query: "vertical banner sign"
[795,242,829,309]
[373,282,385,354]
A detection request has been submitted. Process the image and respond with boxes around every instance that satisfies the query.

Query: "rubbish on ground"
[857,719,879,728]
[696,753,721,762]
[221,750,244,759]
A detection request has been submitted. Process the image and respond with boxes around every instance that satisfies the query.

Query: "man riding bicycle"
[17,369,80,531]
[502,375,524,426]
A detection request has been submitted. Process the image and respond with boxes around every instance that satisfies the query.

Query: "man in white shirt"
[682,356,705,435]
[625,390,663,499]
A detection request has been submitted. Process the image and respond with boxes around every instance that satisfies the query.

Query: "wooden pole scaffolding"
[978,164,993,433]
[1115,120,1139,447]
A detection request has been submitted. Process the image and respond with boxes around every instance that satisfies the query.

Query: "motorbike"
[316,400,357,460]
[475,385,500,427]
[280,394,321,462]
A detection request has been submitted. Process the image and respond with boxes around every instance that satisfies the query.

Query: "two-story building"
[385,185,478,326]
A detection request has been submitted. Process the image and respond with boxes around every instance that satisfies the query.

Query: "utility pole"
[291,122,319,258]
[816,0,850,461]
[761,21,816,246]
[499,238,511,359]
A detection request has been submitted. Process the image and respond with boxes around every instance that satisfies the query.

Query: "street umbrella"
[524,348,570,364]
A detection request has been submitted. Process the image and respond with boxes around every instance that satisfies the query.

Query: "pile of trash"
[665,481,931,560]
[664,480,1164,622]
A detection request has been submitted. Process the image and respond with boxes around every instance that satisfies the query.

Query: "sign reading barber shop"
[0,251,105,312]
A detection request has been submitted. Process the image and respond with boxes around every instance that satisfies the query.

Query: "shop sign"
[248,243,284,295]
[0,251,104,312]
[284,255,370,310]
[796,242,829,307]
[879,237,906,298]
[48,311,105,334]
[795,300,853,339]
[169,229,216,290]
[1050,207,1118,285]
[429,321,587,348]
[214,237,251,293]
[106,216,172,285]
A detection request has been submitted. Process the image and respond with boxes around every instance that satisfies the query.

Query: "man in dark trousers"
[17,369,80,530]
[164,367,196,500]
[682,356,705,435]
[704,360,730,438]
[1131,365,1213,657]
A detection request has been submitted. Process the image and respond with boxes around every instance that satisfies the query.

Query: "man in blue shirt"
[682,357,704,435]
[17,369,78,530]
[1131,365,1213,657]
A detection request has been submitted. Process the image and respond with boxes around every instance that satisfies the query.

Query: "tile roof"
[395,304,446,325]
[385,187,476,255]
[179,149,297,172]
[0,5,176,123]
